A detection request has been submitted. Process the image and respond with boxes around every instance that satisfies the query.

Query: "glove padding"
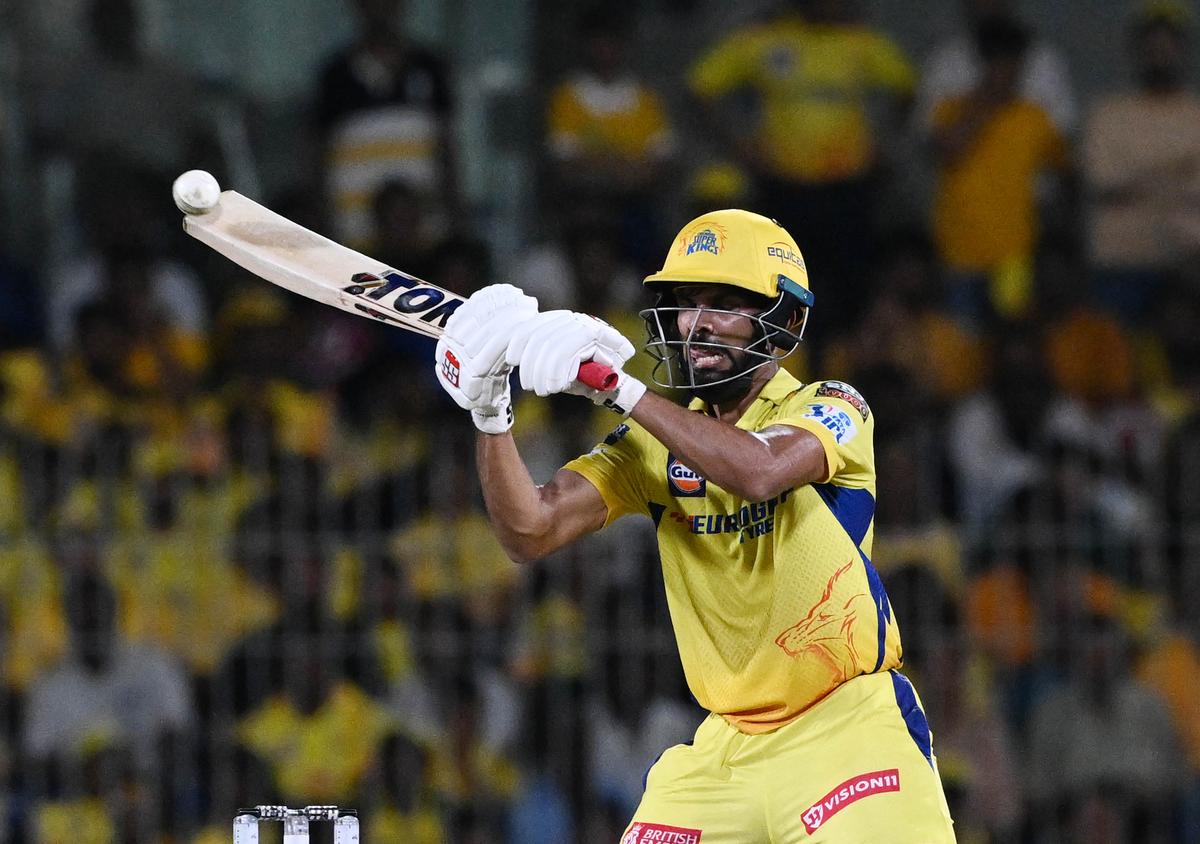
[434,284,538,433]
[506,310,646,415]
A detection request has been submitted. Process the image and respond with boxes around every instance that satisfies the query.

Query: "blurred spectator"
[369,178,443,281]
[1083,1,1200,325]
[317,0,457,247]
[872,431,964,598]
[946,321,1054,541]
[390,453,520,640]
[228,547,393,806]
[28,0,228,182]
[930,16,1069,328]
[545,8,677,269]
[688,0,915,334]
[505,210,641,314]
[1137,599,1200,842]
[0,257,43,350]
[427,674,519,842]
[21,570,193,781]
[681,160,756,222]
[916,0,1078,136]
[365,732,445,842]
[47,172,208,356]
[0,539,68,695]
[587,639,697,824]
[234,648,394,806]
[1027,612,1185,840]
[919,623,1024,842]
[822,230,987,402]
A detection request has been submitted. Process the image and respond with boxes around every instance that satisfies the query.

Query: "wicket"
[233,806,359,843]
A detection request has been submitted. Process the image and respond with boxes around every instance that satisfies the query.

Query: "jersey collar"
[687,368,804,414]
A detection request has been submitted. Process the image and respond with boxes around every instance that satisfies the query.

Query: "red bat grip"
[578,361,618,391]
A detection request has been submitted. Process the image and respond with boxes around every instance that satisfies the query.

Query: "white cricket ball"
[172,169,221,215]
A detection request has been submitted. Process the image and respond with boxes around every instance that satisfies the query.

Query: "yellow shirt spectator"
[367,806,446,844]
[33,798,114,844]
[548,74,673,163]
[690,16,915,182]
[932,97,1066,271]
[238,681,394,803]
[106,530,279,675]
[0,543,68,691]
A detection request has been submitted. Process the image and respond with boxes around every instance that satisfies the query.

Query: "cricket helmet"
[640,209,815,394]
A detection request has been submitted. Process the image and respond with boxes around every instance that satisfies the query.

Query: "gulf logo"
[667,455,706,497]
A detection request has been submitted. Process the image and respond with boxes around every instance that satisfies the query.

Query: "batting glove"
[434,284,538,434]
[506,310,646,416]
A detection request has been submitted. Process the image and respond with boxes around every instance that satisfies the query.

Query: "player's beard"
[683,341,759,405]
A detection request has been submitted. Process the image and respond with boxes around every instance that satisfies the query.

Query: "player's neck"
[706,363,777,423]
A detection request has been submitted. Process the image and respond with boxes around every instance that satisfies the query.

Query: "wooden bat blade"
[181,190,616,390]
[182,191,462,337]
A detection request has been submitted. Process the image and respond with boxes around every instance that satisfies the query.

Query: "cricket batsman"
[434,209,955,842]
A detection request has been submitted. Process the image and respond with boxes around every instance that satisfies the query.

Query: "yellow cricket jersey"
[565,370,901,734]
[689,17,914,183]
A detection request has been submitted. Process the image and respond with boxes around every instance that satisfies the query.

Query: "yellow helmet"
[643,209,813,306]
[640,210,814,396]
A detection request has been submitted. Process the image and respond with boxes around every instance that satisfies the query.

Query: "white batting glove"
[506,311,647,416]
[434,284,538,434]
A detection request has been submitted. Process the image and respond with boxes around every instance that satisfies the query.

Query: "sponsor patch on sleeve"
[815,380,870,421]
[801,403,859,444]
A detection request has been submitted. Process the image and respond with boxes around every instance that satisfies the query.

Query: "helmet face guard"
[639,274,812,393]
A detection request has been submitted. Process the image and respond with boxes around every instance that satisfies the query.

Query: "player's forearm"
[475,431,556,562]
[629,391,819,500]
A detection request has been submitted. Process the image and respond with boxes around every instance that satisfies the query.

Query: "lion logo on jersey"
[775,558,867,683]
[621,825,643,844]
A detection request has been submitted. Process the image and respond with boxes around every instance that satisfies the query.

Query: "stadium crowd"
[2,0,1200,841]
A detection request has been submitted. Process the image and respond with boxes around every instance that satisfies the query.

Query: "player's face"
[674,284,765,385]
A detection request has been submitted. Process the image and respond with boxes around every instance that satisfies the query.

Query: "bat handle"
[578,361,618,391]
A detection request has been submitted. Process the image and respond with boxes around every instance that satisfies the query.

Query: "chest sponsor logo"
[801,402,858,444]
[621,822,703,844]
[801,769,901,833]
[815,381,870,421]
[667,455,706,497]
[669,488,791,544]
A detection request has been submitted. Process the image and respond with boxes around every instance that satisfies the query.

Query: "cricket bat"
[180,189,616,389]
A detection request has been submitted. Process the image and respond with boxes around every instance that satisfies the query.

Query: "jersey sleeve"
[562,422,649,527]
[773,381,875,487]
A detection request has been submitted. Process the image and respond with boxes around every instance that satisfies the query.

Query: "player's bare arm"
[432,299,637,562]
[475,432,607,563]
